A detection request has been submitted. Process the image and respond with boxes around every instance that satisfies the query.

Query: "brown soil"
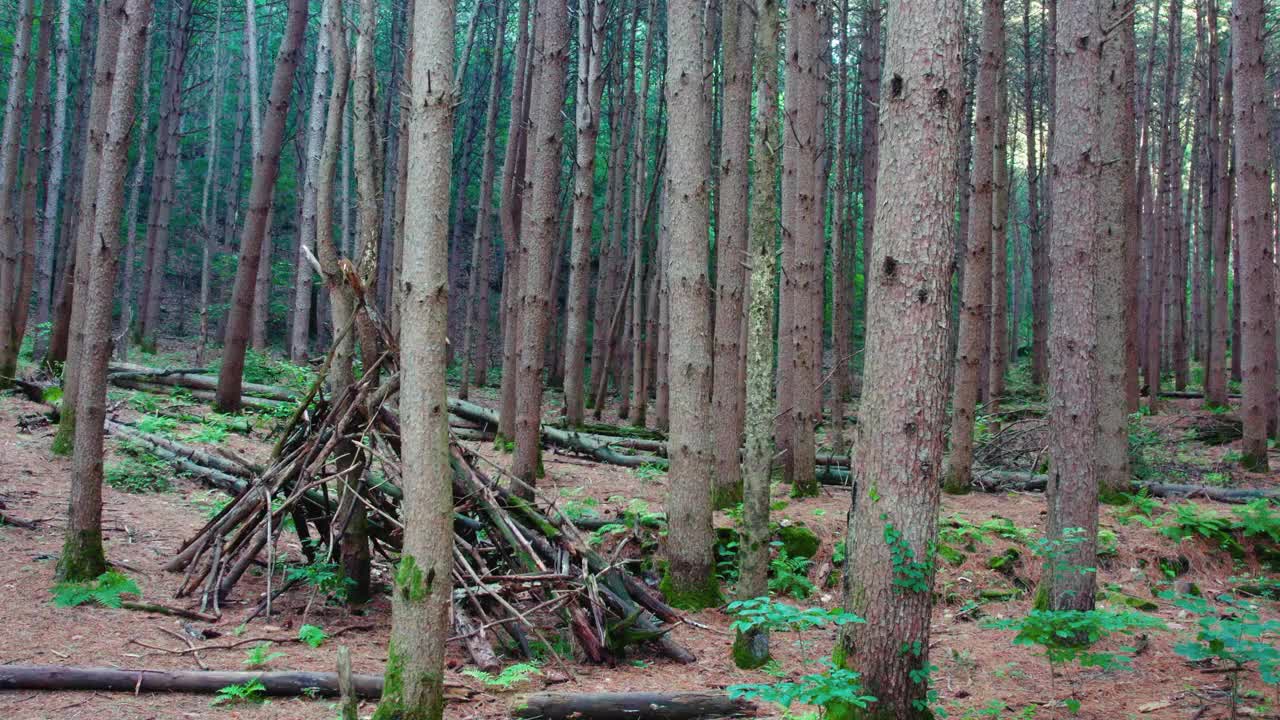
[0,388,1277,720]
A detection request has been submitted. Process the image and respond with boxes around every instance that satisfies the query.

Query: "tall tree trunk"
[1042,0,1103,612]
[0,0,36,387]
[370,0,454,711]
[59,0,153,582]
[460,0,507,399]
[733,0,777,666]
[708,0,754,504]
[289,0,333,363]
[662,0,718,610]
[5,0,55,382]
[214,0,310,412]
[251,210,273,349]
[33,0,74,360]
[1231,0,1274,470]
[1023,0,1047,388]
[627,0,657,427]
[137,0,197,351]
[510,0,570,489]
[50,0,126,456]
[944,0,1002,493]
[1205,3,1230,408]
[831,0,963,710]
[987,66,1010,405]
[496,0,532,442]
[117,30,153,363]
[1097,0,1136,499]
[560,0,604,423]
[779,0,820,496]
[197,0,226,366]
[858,0,881,328]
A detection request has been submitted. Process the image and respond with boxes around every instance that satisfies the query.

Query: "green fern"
[461,662,540,690]
[243,642,286,668]
[51,571,141,609]
[211,679,268,706]
[297,624,327,648]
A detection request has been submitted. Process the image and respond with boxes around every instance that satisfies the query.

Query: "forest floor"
[1,356,1278,719]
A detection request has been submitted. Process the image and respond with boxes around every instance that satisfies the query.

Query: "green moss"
[986,547,1021,574]
[394,555,433,603]
[775,524,821,559]
[658,567,722,610]
[371,640,446,720]
[51,404,76,456]
[731,628,770,669]
[56,529,108,582]
[1105,591,1158,611]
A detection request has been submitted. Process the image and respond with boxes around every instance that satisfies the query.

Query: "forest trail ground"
[0,388,1277,719]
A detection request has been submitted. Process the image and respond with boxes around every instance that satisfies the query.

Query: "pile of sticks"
[160,360,696,668]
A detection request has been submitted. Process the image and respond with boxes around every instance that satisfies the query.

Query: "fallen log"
[1160,390,1242,400]
[0,664,386,698]
[514,692,756,720]
[973,470,1280,504]
[108,363,297,402]
[111,377,290,412]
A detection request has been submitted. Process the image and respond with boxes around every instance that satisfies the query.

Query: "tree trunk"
[214,0,310,412]
[662,0,718,611]
[1042,0,1103,612]
[831,0,962,711]
[734,0,778,667]
[858,0,881,328]
[1097,0,1136,499]
[944,0,1001,493]
[32,0,74,361]
[289,0,333,363]
[459,0,507,400]
[987,66,1010,405]
[196,1,226,366]
[510,0,570,488]
[0,0,36,388]
[136,0,197,352]
[496,0,532,442]
[627,1,657,428]
[1022,0,1046,388]
[1205,1,1230,408]
[49,0,126,456]
[1231,0,1275,470]
[59,0,153,582]
[560,0,604,423]
[251,209,274,350]
[370,0,455,712]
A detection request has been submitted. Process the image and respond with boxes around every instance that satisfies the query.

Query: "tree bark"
[831,0,962,711]
[1231,0,1274,470]
[370,0,454,711]
[1097,0,1137,499]
[1042,0,1103,612]
[987,66,1010,405]
[510,0,570,488]
[661,0,718,610]
[50,0,126,456]
[136,0,196,351]
[944,0,1001,493]
[459,0,507,400]
[59,0,153,582]
[559,0,604,424]
[708,0,754,504]
[0,0,37,387]
[734,0,778,667]
[214,0,310,413]
[289,0,333,363]
[1205,0,1230,408]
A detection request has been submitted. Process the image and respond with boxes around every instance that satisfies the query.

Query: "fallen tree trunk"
[1160,390,1242,400]
[108,363,297,401]
[0,664,386,698]
[111,377,290,412]
[973,470,1280,504]
[514,692,756,720]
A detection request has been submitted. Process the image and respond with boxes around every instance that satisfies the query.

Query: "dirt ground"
[1,385,1278,719]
